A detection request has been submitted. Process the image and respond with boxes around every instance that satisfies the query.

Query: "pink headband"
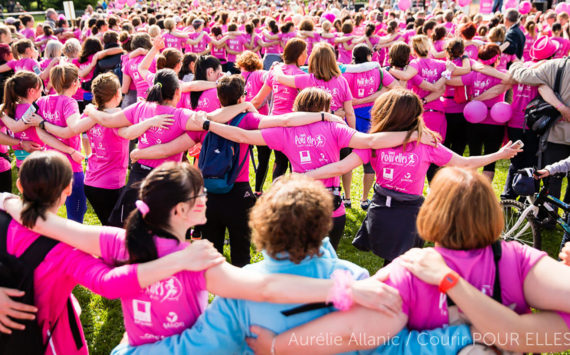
[479,55,499,66]
[135,200,150,217]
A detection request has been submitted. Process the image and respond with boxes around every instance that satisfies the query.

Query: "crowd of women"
[0,0,568,353]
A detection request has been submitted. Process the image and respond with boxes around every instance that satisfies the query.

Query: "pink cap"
[530,36,560,61]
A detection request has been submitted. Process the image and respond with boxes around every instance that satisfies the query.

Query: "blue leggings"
[66,171,87,223]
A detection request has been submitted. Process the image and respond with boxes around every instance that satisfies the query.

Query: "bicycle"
[501,171,570,250]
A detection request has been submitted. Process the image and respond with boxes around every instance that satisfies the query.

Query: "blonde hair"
[164,18,176,31]
[50,63,78,94]
[411,35,430,57]
[308,43,341,81]
[92,72,120,110]
[148,25,161,38]
[62,38,81,58]
[293,87,331,112]
[489,26,505,43]
[417,167,503,250]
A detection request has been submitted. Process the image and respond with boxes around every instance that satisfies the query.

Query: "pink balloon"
[117,0,126,4]
[463,101,488,124]
[127,0,136,6]
[563,2,570,12]
[490,102,512,123]
[115,1,124,8]
[519,0,531,14]
[399,0,411,11]
[556,2,566,13]
[458,0,471,6]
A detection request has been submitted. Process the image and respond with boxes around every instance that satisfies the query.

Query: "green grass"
[45,152,567,354]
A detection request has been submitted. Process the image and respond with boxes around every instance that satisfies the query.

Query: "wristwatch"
[202,120,210,131]
[439,270,460,293]
[39,120,46,130]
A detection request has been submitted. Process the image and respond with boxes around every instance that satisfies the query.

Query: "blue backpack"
[198,113,250,194]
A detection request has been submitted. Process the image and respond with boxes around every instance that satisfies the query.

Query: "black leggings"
[468,123,505,172]
[255,146,271,192]
[201,182,256,267]
[0,168,11,193]
[108,163,153,227]
[273,150,289,180]
[444,112,469,156]
[329,214,346,250]
[84,185,123,225]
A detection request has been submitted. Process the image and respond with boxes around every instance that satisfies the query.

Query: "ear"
[64,182,72,197]
[15,178,23,194]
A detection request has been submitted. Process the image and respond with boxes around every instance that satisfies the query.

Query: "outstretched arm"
[305,152,364,180]
[447,141,522,169]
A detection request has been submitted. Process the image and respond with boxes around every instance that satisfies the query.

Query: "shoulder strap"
[229,112,248,127]
[446,241,503,307]
[553,58,568,94]
[490,240,502,304]
[19,236,58,273]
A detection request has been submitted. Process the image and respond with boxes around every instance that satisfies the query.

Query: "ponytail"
[91,25,99,36]
[19,151,73,229]
[147,69,179,104]
[125,210,160,264]
[3,71,42,118]
[124,162,204,264]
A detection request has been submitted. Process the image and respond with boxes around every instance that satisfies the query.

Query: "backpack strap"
[0,211,13,255]
[18,236,58,273]
[229,112,251,175]
[490,240,502,304]
[553,58,568,94]
[378,67,384,92]
[67,298,83,350]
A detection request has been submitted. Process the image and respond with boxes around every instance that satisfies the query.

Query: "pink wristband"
[327,269,354,311]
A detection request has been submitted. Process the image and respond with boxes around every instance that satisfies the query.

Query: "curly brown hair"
[236,50,263,72]
[249,174,333,263]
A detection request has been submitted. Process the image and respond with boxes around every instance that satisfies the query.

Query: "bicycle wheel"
[501,199,541,250]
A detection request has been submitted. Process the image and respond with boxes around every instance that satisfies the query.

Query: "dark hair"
[365,23,376,37]
[125,162,203,263]
[280,21,295,33]
[299,19,314,31]
[432,24,446,41]
[147,69,180,104]
[92,72,120,110]
[20,151,73,229]
[478,43,501,62]
[267,19,279,34]
[131,33,152,50]
[352,43,372,64]
[446,38,465,59]
[211,26,222,37]
[12,39,34,56]
[20,14,34,27]
[79,37,103,63]
[43,25,54,37]
[179,52,197,80]
[553,22,562,33]
[3,71,42,118]
[341,20,353,34]
[282,38,307,65]
[157,48,182,70]
[389,42,411,68]
[217,74,244,106]
[460,22,477,40]
[190,55,221,109]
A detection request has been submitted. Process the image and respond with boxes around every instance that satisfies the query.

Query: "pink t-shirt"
[226,34,247,62]
[523,34,536,62]
[461,70,506,125]
[199,112,260,182]
[242,70,269,115]
[443,58,475,114]
[210,36,227,62]
[12,103,45,167]
[99,227,207,346]
[123,101,199,168]
[432,40,446,60]
[552,37,570,59]
[408,58,446,112]
[497,53,516,71]
[444,22,456,35]
[163,32,185,51]
[40,58,57,95]
[84,114,129,189]
[72,55,96,82]
[124,55,157,99]
[36,35,58,52]
[384,241,570,331]
[7,221,140,355]
[196,88,221,112]
[266,64,304,115]
[188,33,211,54]
[280,31,297,46]
[0,124,10,173]
[121,54,136,91]
[510,62,538,129]
[262,32,281,54]
[21,27,36,40]
[36,95,82,172]
[354,142,453,195]
[337,37,354,64]
[344,68,395,109]
[304,32,321,57]
[464,44,479,60]
[294,74,353,112]
[261,121,355,217]
[7,57,41,74]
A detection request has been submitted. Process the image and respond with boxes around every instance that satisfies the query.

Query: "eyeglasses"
[189,188,207,200]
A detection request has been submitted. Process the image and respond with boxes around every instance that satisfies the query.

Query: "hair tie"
[135,200,150,217]
[156,82,163,89]
[120,36,130,44]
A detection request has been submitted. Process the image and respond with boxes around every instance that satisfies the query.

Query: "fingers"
[8,300,37,314]
[0,315,25,331]
[0,288,24,298]
[7,308,36,320]
[0,321,12,334]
